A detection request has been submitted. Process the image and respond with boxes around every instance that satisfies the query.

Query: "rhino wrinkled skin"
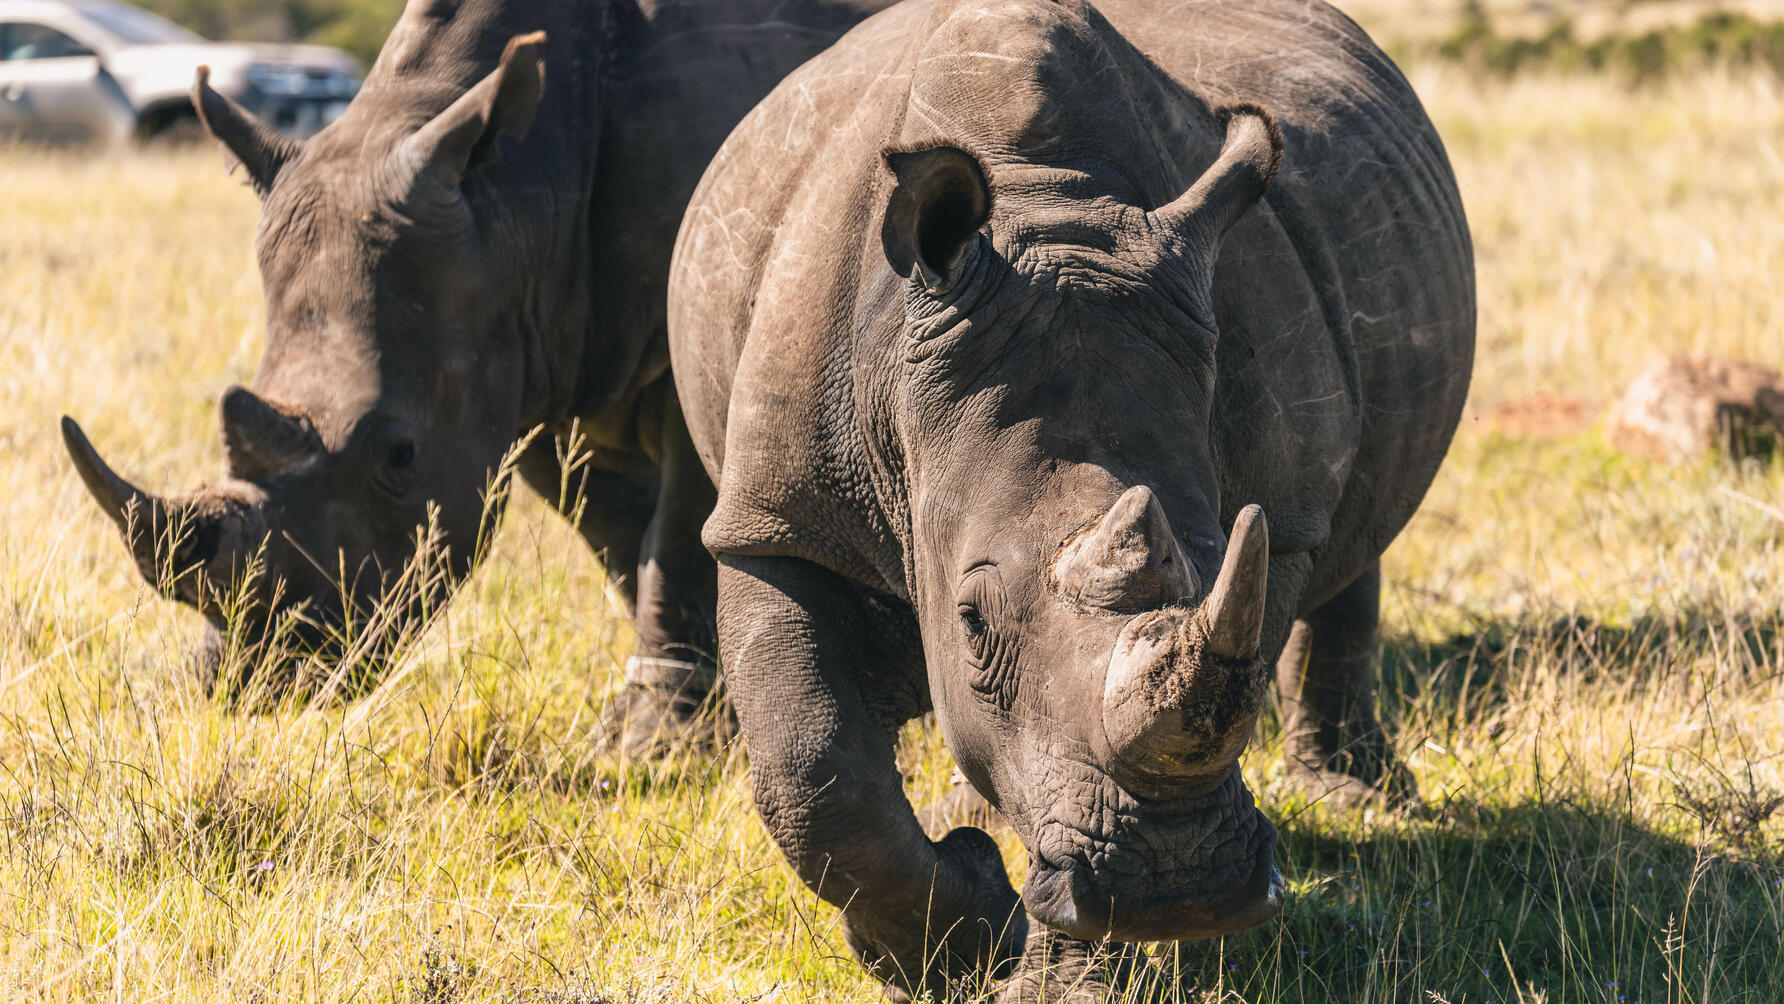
[60,0,894,736]
[668,0,1474,996]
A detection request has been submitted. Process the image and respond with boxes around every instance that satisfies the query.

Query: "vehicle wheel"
[136,105,206,146]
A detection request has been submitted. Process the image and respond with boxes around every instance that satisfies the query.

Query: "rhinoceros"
[667,0,1474,995]
[60,0,894,750]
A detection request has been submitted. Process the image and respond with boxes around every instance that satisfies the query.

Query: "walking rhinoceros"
[667,0,1475,996]
[60,0,895,752]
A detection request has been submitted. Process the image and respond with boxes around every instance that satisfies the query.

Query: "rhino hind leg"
[609,402,728,757]
[1277,564,1415,808]
[1715,401,1780,462]
[518,418,729,759]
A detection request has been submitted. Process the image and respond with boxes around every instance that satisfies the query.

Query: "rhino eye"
[958,583,1017,706]
[959,603,989,641]
[956,566,1009,680]
[386,440,417,470]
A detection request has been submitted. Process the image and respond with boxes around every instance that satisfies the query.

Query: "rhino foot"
[837,826,1026,1002]
[1283,746,1419,811]
[994,932,1148,1004]
[600,657,736,759]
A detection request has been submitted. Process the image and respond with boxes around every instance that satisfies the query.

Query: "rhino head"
[881,107,1286,941]
[62,33,551,694]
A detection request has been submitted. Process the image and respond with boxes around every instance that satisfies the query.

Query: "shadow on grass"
[1174,607,1784,1001]
[1376,607,1784,710]
[1163,800,1784,1003]
[1377,610,1784,830]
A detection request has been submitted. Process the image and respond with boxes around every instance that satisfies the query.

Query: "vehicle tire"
[136,103,206,146]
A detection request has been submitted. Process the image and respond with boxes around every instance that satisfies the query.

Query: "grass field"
[2,13,1783,1003]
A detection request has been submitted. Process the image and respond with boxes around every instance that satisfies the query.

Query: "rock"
[1606,353,1784,463]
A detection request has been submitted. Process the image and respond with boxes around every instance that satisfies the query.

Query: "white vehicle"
[0,0,359,145]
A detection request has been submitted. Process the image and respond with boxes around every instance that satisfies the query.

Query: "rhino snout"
[1020,770,1282,941]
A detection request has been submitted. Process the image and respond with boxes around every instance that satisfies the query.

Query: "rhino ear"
[1152,104,1283,249]
[400,31,547,189]
[192,66,300,197]
[881,145,991,294]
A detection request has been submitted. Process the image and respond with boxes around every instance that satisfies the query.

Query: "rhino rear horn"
[192,66,300,197]
[221,386,320,480]
[1053,485,1197,611]
[400,31,548,189]
[1150,105,1283,249]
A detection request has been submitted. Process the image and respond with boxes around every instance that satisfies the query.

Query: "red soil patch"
[1471,395,1599,440]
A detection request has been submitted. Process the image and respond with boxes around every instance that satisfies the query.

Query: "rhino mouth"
[1018,770,1283,942]
[199,595,410,699]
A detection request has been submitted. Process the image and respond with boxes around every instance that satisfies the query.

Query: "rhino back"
[1095,0,1476,604]
[296,0,900,428]
[670,0,1474,602]
[578,0,904,414]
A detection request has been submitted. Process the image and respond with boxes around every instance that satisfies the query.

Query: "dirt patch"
[1471,394,1599,440]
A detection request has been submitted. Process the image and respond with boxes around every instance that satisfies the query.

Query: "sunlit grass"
[1,44,1781,1004]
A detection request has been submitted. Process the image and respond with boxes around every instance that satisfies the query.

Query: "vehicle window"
[70,1,202,45]
[1,23,95,60]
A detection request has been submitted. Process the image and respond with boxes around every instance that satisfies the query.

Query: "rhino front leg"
[993,931,1150,1004]
[718,554,1026,999]
[1277,563,1414,807]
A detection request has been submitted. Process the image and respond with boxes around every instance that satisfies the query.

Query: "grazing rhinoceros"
[667,0,1474,995]
[59,0,895,751]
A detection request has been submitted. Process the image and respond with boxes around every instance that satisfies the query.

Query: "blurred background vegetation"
[140,0,1784,80]
[135,0,402,65]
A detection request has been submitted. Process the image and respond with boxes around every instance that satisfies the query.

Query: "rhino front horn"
[62,416,228,600]
[1100,505,1271,779]
[62,416,161,533]
[1199,504,1269,661]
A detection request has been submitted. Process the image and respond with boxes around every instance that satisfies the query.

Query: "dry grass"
[2,25,1782,1004]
